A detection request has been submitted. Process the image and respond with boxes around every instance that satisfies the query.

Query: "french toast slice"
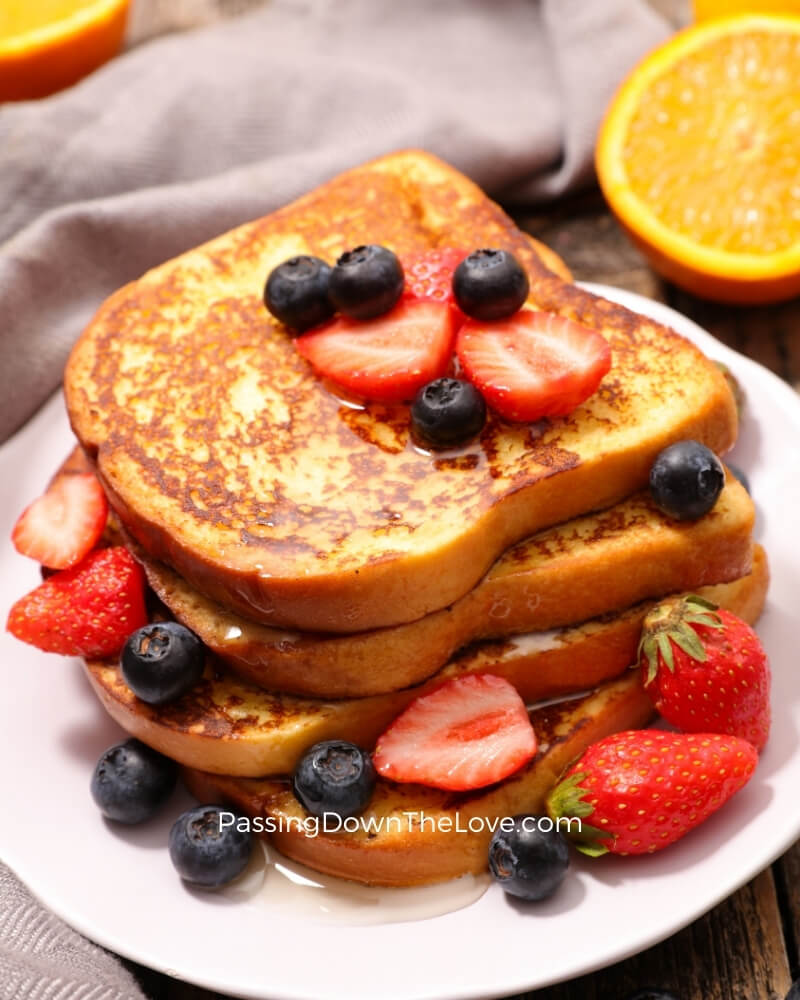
[83,546,768,777]
[182,672,656,886]
[64,150,738,633]
[142,476,754,697]
[56,446,756,697]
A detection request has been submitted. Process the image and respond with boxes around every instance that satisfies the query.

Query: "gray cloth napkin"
[0,2,668,998]
[0,0,669,446]
[0,866,144,1000]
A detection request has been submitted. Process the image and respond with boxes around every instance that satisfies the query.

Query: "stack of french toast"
[52,151,765,887]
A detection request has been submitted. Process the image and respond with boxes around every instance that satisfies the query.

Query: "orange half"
[0,0,129,101]
[597,15,800,304]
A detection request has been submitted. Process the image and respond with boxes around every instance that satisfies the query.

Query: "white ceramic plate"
[1,284,798,1000]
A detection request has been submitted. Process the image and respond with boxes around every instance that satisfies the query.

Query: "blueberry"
[452,248,529,321]
[649,440,725,521]
[411,377,486,449]
[786,980,800,1000]
[263,255,335,332]
[488,814,569,901]
[328,245,404,320]
[293,740,376,819]
[121,621,204,705]
[169,804,252,888]
[727,462,751,495]
[91,738,177,824]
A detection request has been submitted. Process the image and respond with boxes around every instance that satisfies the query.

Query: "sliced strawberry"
[12,473,108,570]
[456,310,612,423]
[296,299,457,403]
[373,674,537,791]
[402,247,466,308]
[6,547,148,659]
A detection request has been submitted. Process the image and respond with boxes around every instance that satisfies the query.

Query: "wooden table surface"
[125,192,800,1000]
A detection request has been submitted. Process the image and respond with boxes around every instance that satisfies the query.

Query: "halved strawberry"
[296,299,456,403]
[373,674,537,791]
[456,311,612,423]
[12,472,108,570]
[6,546,148,658]
[402,247,466,308]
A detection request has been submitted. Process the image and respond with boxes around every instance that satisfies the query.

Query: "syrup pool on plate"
[218,840,490,925]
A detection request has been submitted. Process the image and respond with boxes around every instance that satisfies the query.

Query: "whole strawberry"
[546,729,757,856]
[7,546,148,659]
[637,595,770,751]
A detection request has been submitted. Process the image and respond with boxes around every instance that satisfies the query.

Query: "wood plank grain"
[774,841,800,983]
[666,288,800,393]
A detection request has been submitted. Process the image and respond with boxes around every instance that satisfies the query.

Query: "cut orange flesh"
[0,0,129,101]
[694,1,800,20]
[596,15,800,303]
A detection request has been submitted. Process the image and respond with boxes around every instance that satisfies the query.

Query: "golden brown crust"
[181,673,657,886]
[83,546,768,778]
[141,473,755,696]
[65,149,738,632]
[57,446,754,696]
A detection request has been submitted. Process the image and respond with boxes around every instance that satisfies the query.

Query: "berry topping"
[649,440,725,520]
[6,546,148,658]
[12,472,108,570]
[403,247,466,307]
[295,299,456,403]
[373,674,537,792]
[121,621,205,706]
[456,311,612,423]
[263,255,335,332]
[638,595,771,751]
[452,248,529,321]
[547,730,757,856]
[410,377,486,449]
[293,740,376,819]
[169,804,252,888]
[488,815,570,902]
[90,738,177,824]
[328,244,404,320]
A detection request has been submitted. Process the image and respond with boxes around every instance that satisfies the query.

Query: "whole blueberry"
[452,248,529,321]
[169,804,252,888]
[328,245,404,320]
[121,621,204,705]
[264,255,335,332]
[488,814,569,901]
[649,440,725,521]
[411,377,486,449]
[293,740,376,819]
[91,738,177,824]
[785,980,800,1000]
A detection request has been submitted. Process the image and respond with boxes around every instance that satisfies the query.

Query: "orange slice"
[596,15,800,304]
[0,0,129,102]
[694,0,800,21]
